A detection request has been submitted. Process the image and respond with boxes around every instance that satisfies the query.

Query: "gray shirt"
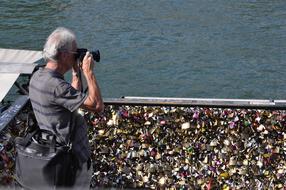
[29,67,90,163]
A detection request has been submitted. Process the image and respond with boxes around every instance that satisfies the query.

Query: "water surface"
[1,0,286,99]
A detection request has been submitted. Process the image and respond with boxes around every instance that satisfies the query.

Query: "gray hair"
[43,27,76,62]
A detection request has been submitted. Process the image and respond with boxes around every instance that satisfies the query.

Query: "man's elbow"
[95,102,104,113]
[86,101,104,113]
[82,97,104,113]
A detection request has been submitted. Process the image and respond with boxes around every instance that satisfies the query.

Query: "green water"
[1,0,286,99]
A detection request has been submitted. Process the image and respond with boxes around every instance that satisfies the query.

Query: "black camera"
[76,48,100,62]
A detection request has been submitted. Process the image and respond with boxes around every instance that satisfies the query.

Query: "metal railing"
[105,96,286,109]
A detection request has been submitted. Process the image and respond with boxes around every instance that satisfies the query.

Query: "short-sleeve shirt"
[29,67,90,164]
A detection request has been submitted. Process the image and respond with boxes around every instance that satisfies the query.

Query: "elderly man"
[29,27,104,189]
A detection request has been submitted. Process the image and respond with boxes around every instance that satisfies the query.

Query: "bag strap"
[66,112,76,150]
[22,129,38,147]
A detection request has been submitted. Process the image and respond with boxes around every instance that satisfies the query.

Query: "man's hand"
[81,51,94,76]
[80,51,104,113]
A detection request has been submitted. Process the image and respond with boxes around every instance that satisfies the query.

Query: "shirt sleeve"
[53,81,87,112]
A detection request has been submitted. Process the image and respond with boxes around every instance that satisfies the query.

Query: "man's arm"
[71,64,81,90]
[80,52,104,113]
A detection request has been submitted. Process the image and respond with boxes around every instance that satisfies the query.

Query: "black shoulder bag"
[15,113,79,189]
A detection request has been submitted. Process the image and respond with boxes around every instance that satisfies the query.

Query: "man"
[29,27,104,188]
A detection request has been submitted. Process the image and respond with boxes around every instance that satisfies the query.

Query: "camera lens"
[91,50,100,62]
[76,48,100,62]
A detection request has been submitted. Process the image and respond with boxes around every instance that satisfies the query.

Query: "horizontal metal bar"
[103,97,286,110]
[123,96,274,102]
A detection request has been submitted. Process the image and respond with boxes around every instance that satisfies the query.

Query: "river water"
[1,0,286,99]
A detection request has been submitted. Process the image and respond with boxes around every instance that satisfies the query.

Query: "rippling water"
[1,0,286,99]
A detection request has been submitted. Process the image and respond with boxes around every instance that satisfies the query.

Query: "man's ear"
[57,51,65,62]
